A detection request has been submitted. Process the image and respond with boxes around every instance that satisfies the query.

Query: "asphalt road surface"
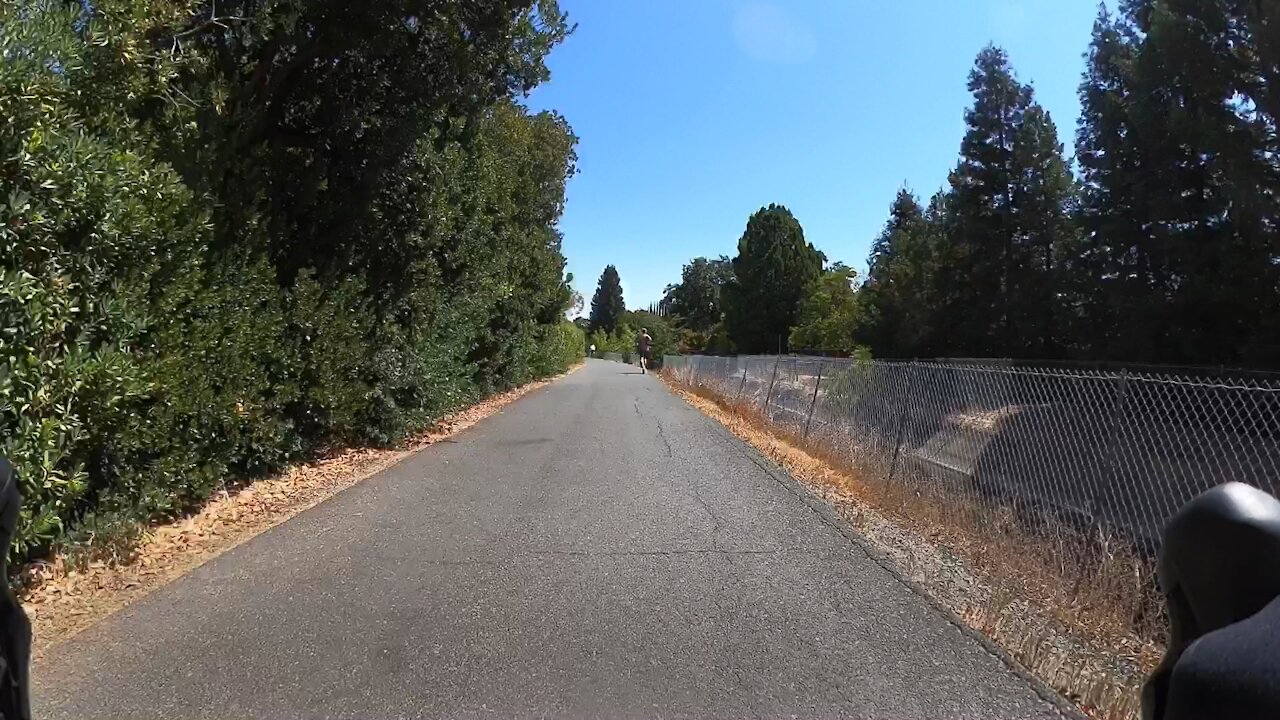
[35,359,1072,719]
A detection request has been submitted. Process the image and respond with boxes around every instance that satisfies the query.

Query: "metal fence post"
[803,361,825,440]
[1090,370,1130,523]
[735,362,749,400]
[886,363,913,483]
[762,355,781,413]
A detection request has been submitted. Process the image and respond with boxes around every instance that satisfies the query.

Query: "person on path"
[636,328,653,374]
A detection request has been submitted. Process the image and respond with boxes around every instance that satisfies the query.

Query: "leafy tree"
[174,1,571,291]
[586,328,607,353]
[662,256,733,332]
[704,322,736,355]
[0,0,583,560]
[532,322,586,377]
[789,266,866,355]
[723,204,825,353]
[588,265,626,333]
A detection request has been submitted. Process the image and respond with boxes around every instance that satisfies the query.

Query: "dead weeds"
[662,371,1161,720]
[20,364,581,657]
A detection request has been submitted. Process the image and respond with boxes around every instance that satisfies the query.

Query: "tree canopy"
[661,256,733,333]
[789,266,866,356]
[858,189,938,358]
[588,265,626,333]
[928,45,1077,358]
[722,205,825,354]
[1,0,583,559]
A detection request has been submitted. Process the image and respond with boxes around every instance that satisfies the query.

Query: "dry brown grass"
[20,364,582,657]
[663,370,1163,720]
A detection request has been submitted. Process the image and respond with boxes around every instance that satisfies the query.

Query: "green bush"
[820,350,876,405]
[0,1,579,562]
[534,322,586,377]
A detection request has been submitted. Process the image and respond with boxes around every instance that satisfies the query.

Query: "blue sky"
[526,1,1100,312]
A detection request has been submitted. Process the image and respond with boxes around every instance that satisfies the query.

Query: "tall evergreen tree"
[1010,104,1078,358]
[940,45,1030,356]
[1077,0,1280,366]
[723,204,825,353]
[1148,0,1280,366]
[934,45,1076,358]
[588,265,626,334]
[860,189,938,358]
[1076,5,1151,360]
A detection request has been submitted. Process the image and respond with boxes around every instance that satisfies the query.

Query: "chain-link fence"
[664,354,1280,554]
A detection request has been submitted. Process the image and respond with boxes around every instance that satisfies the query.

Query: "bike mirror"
[1160,481,1280,636]
[1142,481,1280,720]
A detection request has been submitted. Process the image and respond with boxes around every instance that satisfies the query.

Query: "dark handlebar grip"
[0,459,31,720]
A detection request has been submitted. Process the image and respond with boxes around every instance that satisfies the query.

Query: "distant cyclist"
[636,328,653,374]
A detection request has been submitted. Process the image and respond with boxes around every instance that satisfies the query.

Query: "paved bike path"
[35,359,1069,718]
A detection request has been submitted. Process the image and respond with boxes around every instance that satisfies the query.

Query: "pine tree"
[1077,0,1280,366]
[1133,0,1280,366]
[940,46,1030,356]
[723,204,825,353]
[588,265,626,334]
[860,189,936,358]
[937,45,1075,358]
[1009,104,1077,358]
[1076,4,1149,360]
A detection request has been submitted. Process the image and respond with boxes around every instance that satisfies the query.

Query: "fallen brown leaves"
[21,364,581,656]
[661,372,1159,720]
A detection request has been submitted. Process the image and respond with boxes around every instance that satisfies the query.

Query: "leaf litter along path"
[20,365,582,657]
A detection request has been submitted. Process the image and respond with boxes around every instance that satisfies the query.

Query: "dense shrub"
[534,323,587,378]
[1,0,580,560]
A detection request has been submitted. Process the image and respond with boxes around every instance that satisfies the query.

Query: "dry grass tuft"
[20,364,581,656]
[662,370,1162,720]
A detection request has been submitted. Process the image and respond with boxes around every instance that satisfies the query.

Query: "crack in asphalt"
[654,418,674,459]
[649,397,727,548]
[688,477,724,546]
